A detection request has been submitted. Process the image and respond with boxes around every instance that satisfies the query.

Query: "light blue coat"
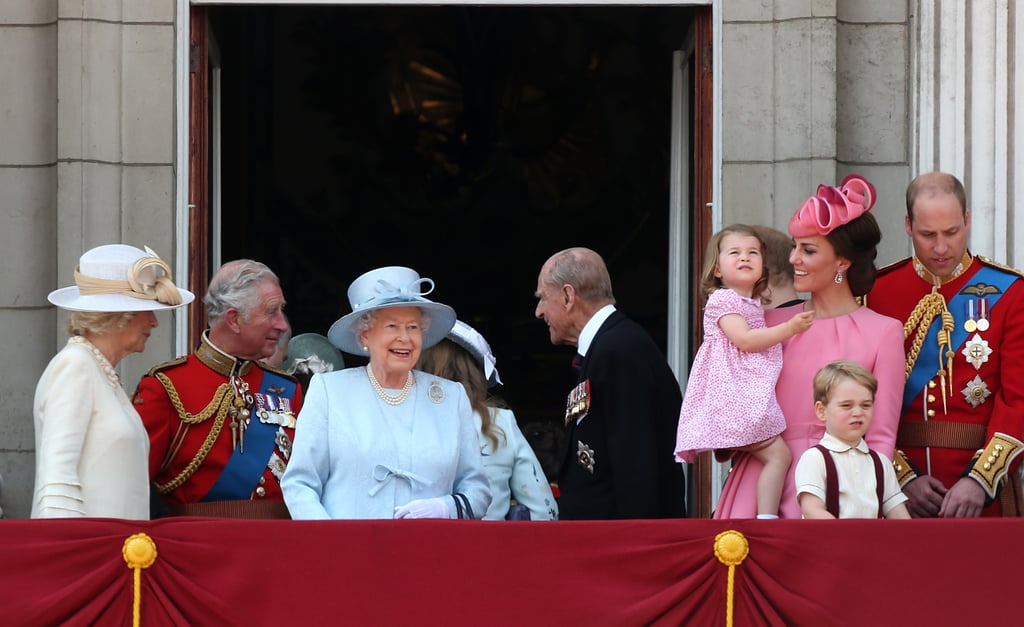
[282,368,491,519]
[479,408,558,520]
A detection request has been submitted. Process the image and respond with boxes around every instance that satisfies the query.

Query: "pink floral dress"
[674,288,785,463]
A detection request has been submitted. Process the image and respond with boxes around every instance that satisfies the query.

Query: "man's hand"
[937,477,986,518]
[902,475,946,518]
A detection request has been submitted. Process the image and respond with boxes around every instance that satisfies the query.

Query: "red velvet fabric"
[2,518,1019,626]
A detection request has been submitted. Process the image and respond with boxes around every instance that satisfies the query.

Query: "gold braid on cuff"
[893,450,918,487]
[968,432,1024,498]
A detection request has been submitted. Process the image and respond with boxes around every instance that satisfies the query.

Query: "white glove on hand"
[394,497,450,519]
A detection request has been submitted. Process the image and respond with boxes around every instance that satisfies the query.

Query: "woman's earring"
[362,345,369,352]
[834,269,844,284]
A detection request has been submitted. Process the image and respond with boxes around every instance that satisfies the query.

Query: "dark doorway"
[208,5,695,431]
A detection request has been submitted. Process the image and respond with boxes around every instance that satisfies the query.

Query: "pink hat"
[788,174,876,237]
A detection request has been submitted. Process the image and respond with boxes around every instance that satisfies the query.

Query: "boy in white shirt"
[795,360,911,519]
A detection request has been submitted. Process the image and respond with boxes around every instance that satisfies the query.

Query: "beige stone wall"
[0,0,179,518]
[720,0,913,267]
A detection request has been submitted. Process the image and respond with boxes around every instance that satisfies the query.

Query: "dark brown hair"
[825,212,881,297]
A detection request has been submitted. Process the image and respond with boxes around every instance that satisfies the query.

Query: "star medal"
[962,333,992,370]
[962,375,991,408]
[577,440,596,474]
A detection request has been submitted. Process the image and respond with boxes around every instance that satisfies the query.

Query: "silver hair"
[203,259,280,326]
[352,307,432,348]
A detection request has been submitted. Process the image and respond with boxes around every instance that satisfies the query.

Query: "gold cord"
[152,374,235,495]
[903,291,954,411]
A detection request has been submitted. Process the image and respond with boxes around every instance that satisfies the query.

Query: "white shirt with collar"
[576,304,617,357]
[794,432,908,519]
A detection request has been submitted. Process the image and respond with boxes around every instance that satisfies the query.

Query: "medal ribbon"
[204,370,297,501]
[903,265,1015,413]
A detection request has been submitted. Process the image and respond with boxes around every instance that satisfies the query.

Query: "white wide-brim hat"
[447,320,502,387]
[327,266,456,355]
[47,244,195,312]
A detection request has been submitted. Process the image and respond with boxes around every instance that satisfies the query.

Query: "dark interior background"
[210,5,695,433]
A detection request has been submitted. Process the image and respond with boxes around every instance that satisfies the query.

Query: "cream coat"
[32,339,150,519]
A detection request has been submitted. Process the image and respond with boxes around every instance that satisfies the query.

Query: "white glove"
[394,497,450,519]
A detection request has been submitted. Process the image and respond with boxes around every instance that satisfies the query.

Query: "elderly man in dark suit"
[534,247,687,519]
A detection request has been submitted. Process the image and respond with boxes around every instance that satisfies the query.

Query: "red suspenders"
[813,444,885,518]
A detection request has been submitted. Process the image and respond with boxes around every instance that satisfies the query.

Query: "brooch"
[428,379,445,403]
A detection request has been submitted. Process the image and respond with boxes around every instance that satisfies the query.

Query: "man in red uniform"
[867,172,1024,517]
[133,259,302,517]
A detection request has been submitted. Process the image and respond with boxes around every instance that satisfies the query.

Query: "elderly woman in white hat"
[282,266,490,519]
[32,244,193,518]
[417,320,558,520]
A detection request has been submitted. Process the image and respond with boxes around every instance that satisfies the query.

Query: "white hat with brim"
[47,244,195,312]
[447,320,502,387]
[327,266,456,355]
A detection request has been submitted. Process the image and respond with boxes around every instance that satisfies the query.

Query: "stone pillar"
[720,1,910,265]
[0,0,58,519]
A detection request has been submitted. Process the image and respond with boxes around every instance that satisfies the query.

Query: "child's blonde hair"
[699,224,770,301]
[813,360,877,404]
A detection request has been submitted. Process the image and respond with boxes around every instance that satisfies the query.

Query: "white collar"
[819,431,870,454]
[577,304,616,357]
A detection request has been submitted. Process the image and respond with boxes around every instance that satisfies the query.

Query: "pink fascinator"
[788,174,876,237]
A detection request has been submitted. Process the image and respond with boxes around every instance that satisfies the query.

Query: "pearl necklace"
[366,365,414,406]
[69,336,119,386]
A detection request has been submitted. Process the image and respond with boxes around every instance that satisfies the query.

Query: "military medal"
[962,333,992,370]
[565,379,591,425]
[962,375,991,408]
[963,300,977,333]
[577,440,596,474]
[977,298,990,331]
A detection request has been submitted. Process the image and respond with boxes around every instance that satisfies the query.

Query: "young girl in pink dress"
[675,224,814,518]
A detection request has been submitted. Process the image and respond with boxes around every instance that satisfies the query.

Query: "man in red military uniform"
[867,172,1024,517]
[134,259,302,518]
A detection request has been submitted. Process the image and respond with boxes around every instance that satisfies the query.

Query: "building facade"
[0,0,1018,517]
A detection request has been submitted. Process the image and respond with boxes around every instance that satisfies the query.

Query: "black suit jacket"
[558,310,687,519]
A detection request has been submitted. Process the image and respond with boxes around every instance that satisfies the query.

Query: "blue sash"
[903,264,1016,413]
[204,370,296,501]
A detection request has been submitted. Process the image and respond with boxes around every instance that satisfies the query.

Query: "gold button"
[927,410,936,418]
[255,486,266,498]
[996,444,1005,451]
[927,394,936,403]
[259,476,266,485]
[984,463,992,471]
[928,380,937,389]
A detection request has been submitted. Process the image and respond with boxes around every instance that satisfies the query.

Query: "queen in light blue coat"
[282,266,490,520]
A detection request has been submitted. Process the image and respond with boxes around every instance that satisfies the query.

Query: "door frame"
[176,0,721,515]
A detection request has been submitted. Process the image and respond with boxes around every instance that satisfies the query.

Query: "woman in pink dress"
[675,224,814,518]
[714,175,906,519]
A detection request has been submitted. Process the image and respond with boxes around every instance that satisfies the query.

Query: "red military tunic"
[133,332,303,514]
[867,255,1024,516]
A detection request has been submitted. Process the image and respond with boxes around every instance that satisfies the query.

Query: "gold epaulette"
[893,450,918,487]
[976,255,1024,279]
[145,355,188,377]
[969,433,1024,499]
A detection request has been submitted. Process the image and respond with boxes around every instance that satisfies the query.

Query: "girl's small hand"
[788,310,815,335]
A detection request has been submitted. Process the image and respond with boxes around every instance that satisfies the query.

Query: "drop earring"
[834,269,844,284]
